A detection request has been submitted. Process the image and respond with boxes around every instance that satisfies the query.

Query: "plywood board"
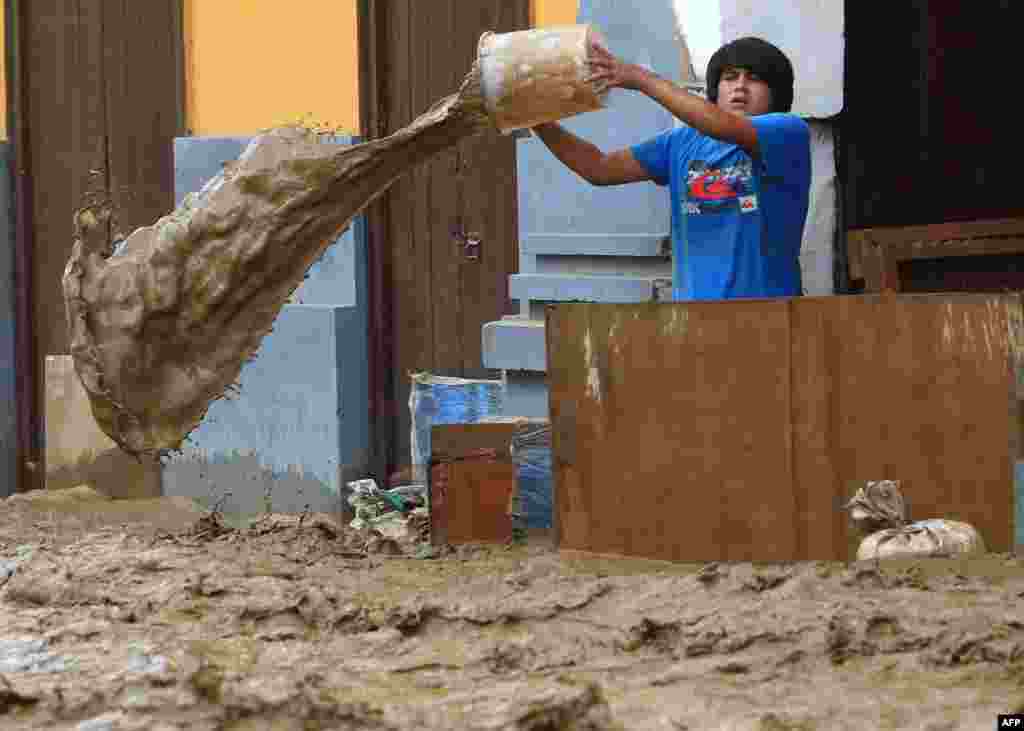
[547,295,1020,561]
[430,423,519,545]
[792,294,1019,557]
[546,302,795,562]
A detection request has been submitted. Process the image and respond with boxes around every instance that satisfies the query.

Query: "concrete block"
[161,304,369,518]
[482,319,547,372]
[503,373,550,420]
[44,356,161,499]
[509,273,659,304]
[174,135,364,308]
[521,233,668,257]
[169,134,370,519]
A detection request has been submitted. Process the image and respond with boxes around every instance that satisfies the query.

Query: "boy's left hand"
[586,41,645,92]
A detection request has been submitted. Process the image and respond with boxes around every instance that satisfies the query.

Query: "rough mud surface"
[2,489,1023,730]
[63,66,489,457]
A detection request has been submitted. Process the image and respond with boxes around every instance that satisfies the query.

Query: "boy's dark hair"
[706,37,795,113]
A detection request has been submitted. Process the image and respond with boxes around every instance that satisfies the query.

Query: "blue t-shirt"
[631,114,811,301]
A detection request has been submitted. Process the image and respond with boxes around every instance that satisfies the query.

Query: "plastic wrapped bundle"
[479,25,609,133]
[843,480,987,561]
[512,423,553,530]
[408,373,506,482]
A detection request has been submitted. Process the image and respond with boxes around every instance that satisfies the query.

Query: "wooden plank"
[428,0,463,378]
[853,218,1024,249]
[25,0,106,361]
[790,298,847,560]
[16,0,183,489]
[448,459,516,544]
[451,0,527,375]
[8,0,42,491]
[357,0,395,481]
[451,1,486,376]
[21,0,107,488]
[384,0,423,472]
[548,296,1018,561]
[547,303,795,562]
[801,294,1018,554]
[858,234,901,293]
[431,423,517,460]
[430,423,518,545]
[170,0,187,136]
[430,458,516,545]
[850,219,1024,293]
[102,0,179,231]
[846,230,867,282]
[889,236,1024,265]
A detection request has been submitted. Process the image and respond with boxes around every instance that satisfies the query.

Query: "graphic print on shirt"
[683,159,757,216]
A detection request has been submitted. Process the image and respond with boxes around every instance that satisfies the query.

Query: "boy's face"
[716,65,774,117]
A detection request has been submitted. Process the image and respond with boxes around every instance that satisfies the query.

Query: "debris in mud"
[0,560,20,584]
[741,567,792,593]
[0,638,71,674]
[348,478,429,543]
[622,618,681,654]
[695,562,725,587]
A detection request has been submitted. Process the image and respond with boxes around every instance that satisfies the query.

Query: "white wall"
[673,0,844,119]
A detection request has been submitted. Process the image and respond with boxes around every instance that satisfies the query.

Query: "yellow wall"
[184,0,360,136]
[533,0,579,28]
[185,0,579,137]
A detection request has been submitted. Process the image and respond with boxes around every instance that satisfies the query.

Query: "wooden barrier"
[429,423,518,545]
[546,294,1021,561]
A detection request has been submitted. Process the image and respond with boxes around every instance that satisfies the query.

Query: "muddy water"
[1,489,1023,730]
[63,66,490,457]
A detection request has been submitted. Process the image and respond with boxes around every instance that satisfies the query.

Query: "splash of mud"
[63,66,490,456]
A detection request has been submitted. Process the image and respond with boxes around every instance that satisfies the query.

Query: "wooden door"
[359,0,529,480]
[13,0,184,490]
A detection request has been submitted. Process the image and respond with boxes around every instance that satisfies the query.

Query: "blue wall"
[0,144,17,498]
[164,134,369,516]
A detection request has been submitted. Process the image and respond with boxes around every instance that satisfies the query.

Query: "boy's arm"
[532,122,652,187]
[587,43,759,156]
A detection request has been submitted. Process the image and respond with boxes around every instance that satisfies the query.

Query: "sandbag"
[843,480,987,561]
[855,519,987,561]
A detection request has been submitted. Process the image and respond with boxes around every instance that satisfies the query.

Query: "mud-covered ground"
[1,487,1022,730]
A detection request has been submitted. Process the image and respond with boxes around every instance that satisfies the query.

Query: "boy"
[533,37,810,301]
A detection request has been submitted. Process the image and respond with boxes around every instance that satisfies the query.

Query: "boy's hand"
[586,41,646,92]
